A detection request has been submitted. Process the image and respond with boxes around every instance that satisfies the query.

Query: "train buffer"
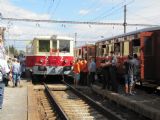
[92,84,160,120]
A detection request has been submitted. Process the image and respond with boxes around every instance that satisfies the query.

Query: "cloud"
[0,0,49,19]
[79,9,90,15]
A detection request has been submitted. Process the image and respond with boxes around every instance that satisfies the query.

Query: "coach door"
[141,32,155,81]
[154,31,160,83]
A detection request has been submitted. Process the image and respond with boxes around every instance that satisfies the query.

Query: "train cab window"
[144,37,153,56]
[39,40,50,52]
[52,40,57,50]
[123,41,129,56]
[132,39,140,55]
[59,40,70,52]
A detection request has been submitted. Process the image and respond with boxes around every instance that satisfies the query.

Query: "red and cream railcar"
[74,44,95,61]
[96,27,160,84]
[26,35,74,82]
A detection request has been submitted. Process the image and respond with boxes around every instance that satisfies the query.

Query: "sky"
[0,0,160,50]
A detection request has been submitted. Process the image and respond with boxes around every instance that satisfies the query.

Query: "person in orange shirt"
[73,59,80,87]
[78,58,84,85]
[82,59,88,86]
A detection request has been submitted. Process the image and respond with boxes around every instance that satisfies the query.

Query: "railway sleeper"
[64,109,94,113]
[46,113,56,118]
[60,103,88,107]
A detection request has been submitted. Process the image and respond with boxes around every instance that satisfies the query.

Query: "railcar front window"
[59,40,70,52]
[39,40,50,52]
[52,40,57,51]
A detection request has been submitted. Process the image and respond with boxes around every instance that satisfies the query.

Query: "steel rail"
[43,83,69,120]
[62,80,123,120]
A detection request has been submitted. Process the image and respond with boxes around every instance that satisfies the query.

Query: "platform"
[92,85,160,120]
[0,80,29,120]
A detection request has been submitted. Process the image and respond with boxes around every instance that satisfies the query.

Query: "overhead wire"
[91,0,135,21]
[90,1,125,21]
[50,0,62,19]
[1,17,158,27]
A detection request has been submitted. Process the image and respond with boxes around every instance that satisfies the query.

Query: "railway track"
[35,89,59,120]
[43,82,124,120]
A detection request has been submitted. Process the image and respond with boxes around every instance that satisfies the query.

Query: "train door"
[154,31,160,83]
[140,32,154,81]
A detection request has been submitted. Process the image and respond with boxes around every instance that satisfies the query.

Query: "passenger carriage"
[96,27,160,84]
[25,35,74,82]
[74,44,95,61]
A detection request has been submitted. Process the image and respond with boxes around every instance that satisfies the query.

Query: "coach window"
[123,41,129,56]
[106,45,109,55]
[96,44,99,56]
[59,40,70,52]
[114,43,120,55]
[109,44,113,55]
[39,40,50,52]
[102,45,106,56]
[132,39,140,55]
[78,49,81,55]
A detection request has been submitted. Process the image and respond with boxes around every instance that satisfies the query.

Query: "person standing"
[88,58,96,85]
[82,59,88,86]
[100,56,111,89]
[73,59,80,88]
[132,53,140,93]
[123,55,135,95]
[0,59,10,109]
[11,58,21,87]
[109,51,118,92]
[79,58,84,85]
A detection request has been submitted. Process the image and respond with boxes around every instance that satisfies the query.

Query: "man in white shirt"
[0,59,10,109]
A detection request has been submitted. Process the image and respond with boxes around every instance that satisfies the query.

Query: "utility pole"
[75,32,77,47]
[124,5,127,33]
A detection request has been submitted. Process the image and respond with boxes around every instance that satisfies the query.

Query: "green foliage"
[5,45,19,56]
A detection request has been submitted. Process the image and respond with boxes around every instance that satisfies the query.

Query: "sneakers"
[124,93,135,96]
[128,93,135,96]
[132,91,137,94]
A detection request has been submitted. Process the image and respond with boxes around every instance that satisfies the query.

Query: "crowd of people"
[0,57,23,109]
[73,57,96,88]
[72,51,140,96]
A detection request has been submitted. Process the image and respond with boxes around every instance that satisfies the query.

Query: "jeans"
[124,74,134,86]
[0,82,5,108]
[12,72,20,86]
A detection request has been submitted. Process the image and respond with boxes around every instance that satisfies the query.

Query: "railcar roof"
[97,26,160,43]
[33,35,74,41]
